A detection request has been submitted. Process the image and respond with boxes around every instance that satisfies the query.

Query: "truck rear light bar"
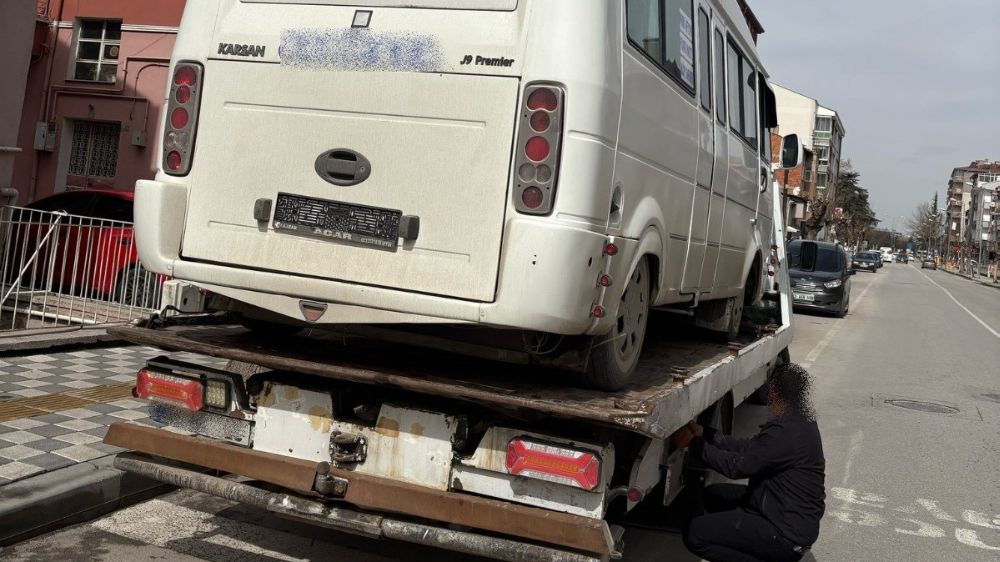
[136,368,204,411]
[162,61,204,176]
[505,437,601,491]
[513,84,565,215]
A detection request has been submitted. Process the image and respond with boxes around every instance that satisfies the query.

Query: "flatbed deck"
[109,313,789,439]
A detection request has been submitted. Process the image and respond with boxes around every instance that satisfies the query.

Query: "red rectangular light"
[136,368,203,411]
[505,438,601,491]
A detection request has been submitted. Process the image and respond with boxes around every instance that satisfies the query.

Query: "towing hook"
[330,430,368,464]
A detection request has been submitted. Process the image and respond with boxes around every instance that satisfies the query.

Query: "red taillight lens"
[506,438,601,491]
[530,111,550,132]
[136,368,203,411]
[174,65,197,86]
[170,107,189,129]
[514,84,564,215]
[527,88,558,111]
[166,151,182,171]
[604,243,619,256]
[525,137,550,162]
[163,62,203,176]
[521,186,543,209]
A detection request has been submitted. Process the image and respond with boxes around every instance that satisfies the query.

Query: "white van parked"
[137,0,800,389]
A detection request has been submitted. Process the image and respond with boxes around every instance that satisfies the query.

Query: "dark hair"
[769,363,815,420]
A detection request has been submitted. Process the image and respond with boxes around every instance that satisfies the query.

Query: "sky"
[751,0,1000,230]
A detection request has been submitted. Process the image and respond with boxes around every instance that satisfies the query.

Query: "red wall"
[12,0,185,204]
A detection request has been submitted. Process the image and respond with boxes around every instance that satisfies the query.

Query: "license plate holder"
[272,193,402,250]
[793,292,815,302]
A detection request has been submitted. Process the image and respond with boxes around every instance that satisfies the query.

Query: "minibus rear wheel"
[582,258,651,391]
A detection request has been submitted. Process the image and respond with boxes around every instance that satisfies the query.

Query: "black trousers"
[682,484,804,562]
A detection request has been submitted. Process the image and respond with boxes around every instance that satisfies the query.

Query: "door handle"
[759,168,769,193]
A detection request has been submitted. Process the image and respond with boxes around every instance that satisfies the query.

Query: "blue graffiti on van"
[279,28,444,72]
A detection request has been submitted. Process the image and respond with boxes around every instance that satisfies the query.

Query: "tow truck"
[102,194,794,562]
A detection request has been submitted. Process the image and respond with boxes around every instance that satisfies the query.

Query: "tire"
[582,258,651,391]
[836,297,847,318]
[118,265,160,309]
[750,348,788,404]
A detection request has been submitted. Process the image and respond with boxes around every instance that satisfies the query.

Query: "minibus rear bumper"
[135,179,637,335]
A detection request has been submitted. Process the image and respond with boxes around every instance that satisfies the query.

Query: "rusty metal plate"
[105,422,613,556]
[103,422,322,494]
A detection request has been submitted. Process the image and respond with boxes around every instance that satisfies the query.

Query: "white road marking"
[841,430,864,486]
[829,487,1000,552]
[955,529,1000,551]
[917,499,958,522]
[801,274,881,368]
[963,510,1000,530]
[916,269,1000,339]
[894,518,945,538]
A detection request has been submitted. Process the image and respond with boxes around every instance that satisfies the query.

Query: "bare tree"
[907,196,941,251]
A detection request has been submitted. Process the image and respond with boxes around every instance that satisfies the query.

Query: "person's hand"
[672,427,694,449]
[686,421,704,438]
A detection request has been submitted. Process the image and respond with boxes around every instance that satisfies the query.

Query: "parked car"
[3,190,159,306]
[881,250,895,263]
[921,257,937,270]
[135,0,804,390]
[788,240,854,318]
[852,252,879,272]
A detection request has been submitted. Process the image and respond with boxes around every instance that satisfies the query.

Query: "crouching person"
[675,363,825,562]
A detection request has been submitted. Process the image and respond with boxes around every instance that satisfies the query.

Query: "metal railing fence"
[0,205,166,331]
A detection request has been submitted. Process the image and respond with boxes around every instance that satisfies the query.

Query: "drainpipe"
[29,0,66,203]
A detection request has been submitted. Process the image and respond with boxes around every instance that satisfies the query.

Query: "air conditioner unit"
[33,122,56,152]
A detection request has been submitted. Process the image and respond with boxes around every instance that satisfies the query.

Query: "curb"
[940,268,1000,290]
[0,328,124,355]
[0,454,172,546]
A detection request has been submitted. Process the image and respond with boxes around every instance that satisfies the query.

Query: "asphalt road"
[3,264,999,561]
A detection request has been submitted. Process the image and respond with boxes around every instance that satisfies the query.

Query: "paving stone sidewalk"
[0,345,228,485]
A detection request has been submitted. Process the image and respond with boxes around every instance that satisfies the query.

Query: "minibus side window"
[626,0,662,63]
[697,8,711,112]
[726,37,758,150]
[714,29,726,123]
[758,77,774,164]
[625,0,696,95]
[727,41,742,133]
[742,57,757,148]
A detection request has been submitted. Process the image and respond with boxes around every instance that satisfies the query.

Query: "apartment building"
[9,0,185,205]
[946,159,1000,252]
[771,84,846,239]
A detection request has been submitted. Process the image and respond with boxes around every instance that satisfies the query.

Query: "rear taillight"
[135,368,203,411]
[505,437,601,491]
[513,84,564,215]
[162,61,203,176]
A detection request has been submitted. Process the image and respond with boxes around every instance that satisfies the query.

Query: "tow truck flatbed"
[108,313,789,440]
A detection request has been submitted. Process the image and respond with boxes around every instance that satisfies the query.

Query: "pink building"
[11,0,185,205]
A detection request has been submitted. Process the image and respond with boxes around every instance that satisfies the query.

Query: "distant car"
[853,252,878,272]
[6,190,158,305]
[921,257,937,270]
[789,240,855,318]
[881,251,895,263]
[897,253,909,264]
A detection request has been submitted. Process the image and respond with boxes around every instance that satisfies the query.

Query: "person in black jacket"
[675,363,826,562]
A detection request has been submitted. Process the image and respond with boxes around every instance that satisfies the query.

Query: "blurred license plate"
[793,292,815,302]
